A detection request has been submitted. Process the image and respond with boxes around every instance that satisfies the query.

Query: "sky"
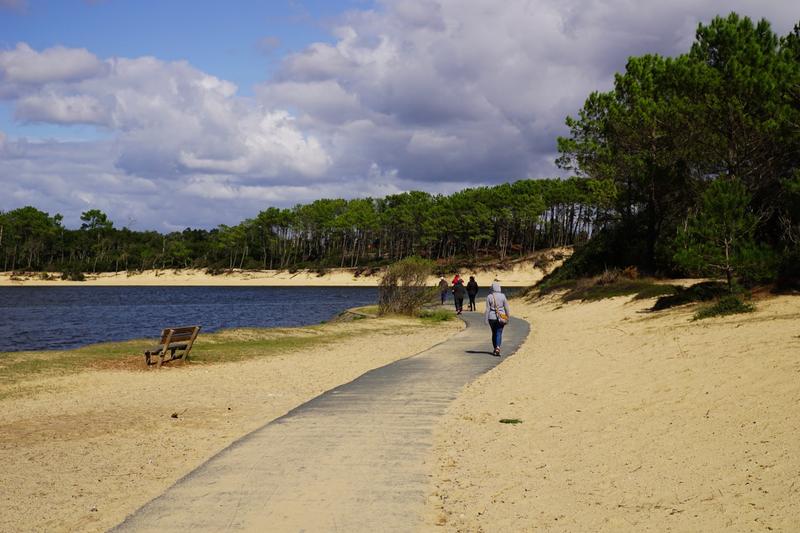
[0,0,797,231]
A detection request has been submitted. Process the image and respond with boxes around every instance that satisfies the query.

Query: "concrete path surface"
[113,311,530,532]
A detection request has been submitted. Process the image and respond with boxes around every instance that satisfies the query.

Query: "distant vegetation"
[0,178,611,275]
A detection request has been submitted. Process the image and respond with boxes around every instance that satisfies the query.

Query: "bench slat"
[167,333,195,341]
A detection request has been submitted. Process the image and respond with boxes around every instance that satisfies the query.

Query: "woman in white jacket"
[484,281,510,356]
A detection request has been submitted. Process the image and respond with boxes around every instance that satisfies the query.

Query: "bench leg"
[157,353,164,368]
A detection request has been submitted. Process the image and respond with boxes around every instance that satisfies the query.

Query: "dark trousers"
[489,319,505,349]
[440,290,448,304]
[467,293,476,311]
[454,297,464,313]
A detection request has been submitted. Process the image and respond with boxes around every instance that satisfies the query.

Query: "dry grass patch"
[0,312,443,393]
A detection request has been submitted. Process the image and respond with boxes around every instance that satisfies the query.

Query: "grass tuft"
[693,294,755,320]
[652,281,729,311]
[499,418,523,424]
[419,308,455,323]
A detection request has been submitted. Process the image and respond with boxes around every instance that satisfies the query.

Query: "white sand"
[0,316,462,533]
[427,293,800,531]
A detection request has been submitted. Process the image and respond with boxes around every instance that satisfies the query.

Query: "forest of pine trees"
[0,177,614,273]
[554,13,800,288]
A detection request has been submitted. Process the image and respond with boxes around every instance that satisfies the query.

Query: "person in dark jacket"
[438,277,449,304]
[452,279,466,314]
[466,276,479,311]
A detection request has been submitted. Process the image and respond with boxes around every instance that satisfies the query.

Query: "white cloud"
[0,43,107,88]
[16,93,110,125]
[259,0,799,189]
[0,45,330,183]
[1,0,798,230]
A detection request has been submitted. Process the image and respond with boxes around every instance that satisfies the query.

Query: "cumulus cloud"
[0,43,107,90]
[0,43,333,228]
[1,0,798,229]
[0,46,329,179]
[259,0,799,188]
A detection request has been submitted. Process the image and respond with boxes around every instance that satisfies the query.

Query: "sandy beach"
[428,292,800,531]
[5,264,797,531]
[0,250,566,288]
[0,315,462,533]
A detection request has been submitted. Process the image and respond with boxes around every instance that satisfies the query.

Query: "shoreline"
[0,263,550,288]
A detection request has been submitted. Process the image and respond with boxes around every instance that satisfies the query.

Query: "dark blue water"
[0,287,378,353]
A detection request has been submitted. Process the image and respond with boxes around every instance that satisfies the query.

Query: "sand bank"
[0,315,462,533]
[428,292,800,531]
[0,250,568,287]
[0,265,541,287]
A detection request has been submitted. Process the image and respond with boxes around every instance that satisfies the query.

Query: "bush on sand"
[694,293,755,320]
[379,256,436,316]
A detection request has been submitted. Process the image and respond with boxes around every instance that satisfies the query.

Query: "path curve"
[113,311,529,532]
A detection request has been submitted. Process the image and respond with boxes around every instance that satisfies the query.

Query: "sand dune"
[428,292,800,531]
[0,250,567,288]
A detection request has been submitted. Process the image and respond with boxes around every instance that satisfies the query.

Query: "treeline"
[555,13,800,288]
[0,178,615,274]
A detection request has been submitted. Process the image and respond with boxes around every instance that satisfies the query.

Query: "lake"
[0,285,520,353]
[0,286,380,353]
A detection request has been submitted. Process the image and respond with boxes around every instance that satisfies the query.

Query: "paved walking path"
[114,311,530,532]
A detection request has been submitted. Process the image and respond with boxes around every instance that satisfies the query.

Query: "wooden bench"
[144,326,201,367]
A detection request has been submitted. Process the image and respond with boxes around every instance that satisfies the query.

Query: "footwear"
[493,348,501,357]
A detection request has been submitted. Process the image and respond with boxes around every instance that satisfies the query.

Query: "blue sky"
[0,0,371,139]
[0,0,797,230]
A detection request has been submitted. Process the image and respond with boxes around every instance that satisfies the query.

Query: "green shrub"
[652,281,728,310]
[378,256,436,316]
[61,266,85,281]
[631,283,679,300]
[419,309,454,323]
[694,294,754,320]
[532,270,678,303]
[571,279,677,302]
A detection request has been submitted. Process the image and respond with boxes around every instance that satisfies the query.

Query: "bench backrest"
[159,326,201,345]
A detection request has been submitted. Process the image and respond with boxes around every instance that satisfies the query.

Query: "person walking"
[466,275,479,311]
[484,281,510,356]
[438,277,449,304]
[452,279,466,315]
